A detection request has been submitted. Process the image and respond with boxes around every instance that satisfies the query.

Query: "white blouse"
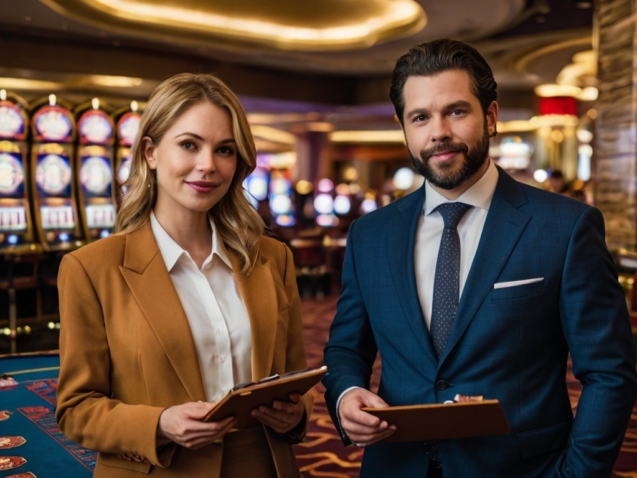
[150,212,252,403]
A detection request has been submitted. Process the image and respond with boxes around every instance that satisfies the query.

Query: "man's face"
[401,70,498,197]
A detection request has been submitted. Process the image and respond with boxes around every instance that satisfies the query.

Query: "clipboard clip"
[232,374,280,391]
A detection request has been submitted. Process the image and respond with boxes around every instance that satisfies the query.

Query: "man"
[323,39,637,477]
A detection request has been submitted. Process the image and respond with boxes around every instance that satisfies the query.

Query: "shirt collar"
[424,158,498,216]
[150,211,233,272]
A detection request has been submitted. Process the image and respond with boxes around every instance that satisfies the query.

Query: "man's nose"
[430,116,452,143]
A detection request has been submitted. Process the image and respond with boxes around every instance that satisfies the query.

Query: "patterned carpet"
[294,293,637,477]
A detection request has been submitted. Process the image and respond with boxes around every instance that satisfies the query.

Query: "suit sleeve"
[55,253,176,468]
[279,243,313,442]
[322,219,378,443]
[556,207,637,477]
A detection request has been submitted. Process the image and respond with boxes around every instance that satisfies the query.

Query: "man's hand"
[252,393,305,434]
[339,388,396,446]
[157,401,236,450]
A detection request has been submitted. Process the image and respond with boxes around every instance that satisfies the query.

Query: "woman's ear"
[142,136,157,170]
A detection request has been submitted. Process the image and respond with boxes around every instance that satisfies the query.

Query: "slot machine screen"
[34,106,73,142]
[0,152,25,198]
[35,153,72,197]
[85,204,116,229]
[80,155,113,198]
[0,153,27,232]
[79,111,113,144]
[40,204,75,230]
[0,104,26,139]
[35,153,76,231]
[117,155,132,187]
[79,154,116,229]
[118,112,140,146]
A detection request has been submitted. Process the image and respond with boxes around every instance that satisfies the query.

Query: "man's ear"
[486,101,499,137]
[142,136,157,170]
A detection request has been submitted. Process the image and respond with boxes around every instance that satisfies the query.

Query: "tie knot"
[435,202,472,228]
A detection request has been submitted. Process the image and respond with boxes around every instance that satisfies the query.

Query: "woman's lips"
[185,181,218,193]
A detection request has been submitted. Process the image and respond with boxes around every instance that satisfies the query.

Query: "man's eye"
[450,110,465,116]
[414,115,428,122]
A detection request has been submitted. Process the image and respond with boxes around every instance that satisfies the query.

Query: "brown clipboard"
[363,399,511,442]
[203,366,327,428]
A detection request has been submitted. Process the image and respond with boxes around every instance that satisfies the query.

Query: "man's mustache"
[420,142,469,161]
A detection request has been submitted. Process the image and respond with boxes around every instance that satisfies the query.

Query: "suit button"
[435,380,447,391]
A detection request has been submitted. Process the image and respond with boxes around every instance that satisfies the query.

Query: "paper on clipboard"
[363,399,511,442]
[203,366,327,428]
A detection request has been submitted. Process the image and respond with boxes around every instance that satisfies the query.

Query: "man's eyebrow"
[405,107,430,118]
[444,100,473,111]
[405,100,474,119]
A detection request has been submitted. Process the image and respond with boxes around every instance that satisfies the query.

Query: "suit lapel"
[119,223,207,402]
[439,169,531,364]
[387,185,438,365]
[228,249,278,382]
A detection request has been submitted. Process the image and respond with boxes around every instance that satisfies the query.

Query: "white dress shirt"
[415,159,499,329]
[150,212,252,403]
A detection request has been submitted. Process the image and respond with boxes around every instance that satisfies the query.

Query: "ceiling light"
[534,84,582,98]
[70,75,143,88]
[331,130,405,143]
[250,125,296,145]
[577,87,598,101]
[55,0,426,50]
[0,78,62,91]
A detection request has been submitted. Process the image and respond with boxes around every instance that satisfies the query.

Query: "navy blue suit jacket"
[323,168,637,477]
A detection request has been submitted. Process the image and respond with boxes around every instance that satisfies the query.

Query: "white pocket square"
[493,277,544,289]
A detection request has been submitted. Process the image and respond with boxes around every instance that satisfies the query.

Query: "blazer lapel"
[387,185,438,365]
[439,168,531,364]
[228,249,278,382]
[119,223,207,402]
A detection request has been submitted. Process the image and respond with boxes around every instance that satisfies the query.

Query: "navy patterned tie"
[430,202,473,360]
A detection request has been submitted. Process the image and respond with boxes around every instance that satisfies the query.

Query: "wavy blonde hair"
[116,73,264,274]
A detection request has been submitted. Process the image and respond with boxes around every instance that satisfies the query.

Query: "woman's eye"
[181,141,196,150]
[217,146,235,155]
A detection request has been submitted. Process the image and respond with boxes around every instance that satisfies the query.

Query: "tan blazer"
[56,222,312,477]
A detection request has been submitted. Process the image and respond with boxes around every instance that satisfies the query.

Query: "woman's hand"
[157,401,236,449]
[251,393,305,434]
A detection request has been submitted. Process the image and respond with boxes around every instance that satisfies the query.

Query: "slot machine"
[30,95,84,251]
[113,101,142,199]
[0,90,40,253]
[74,98,117,241]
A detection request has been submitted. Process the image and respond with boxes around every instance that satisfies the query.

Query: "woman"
[56,73,312,477]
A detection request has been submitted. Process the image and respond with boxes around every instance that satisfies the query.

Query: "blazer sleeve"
[556,207,637,477]
[275,242,314,442]
[322,219,378,443]
[55,253,176,468]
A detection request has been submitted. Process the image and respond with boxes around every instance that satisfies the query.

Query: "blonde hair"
[116,73,264,274]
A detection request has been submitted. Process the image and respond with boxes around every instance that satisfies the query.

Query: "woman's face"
[143,101,238,221]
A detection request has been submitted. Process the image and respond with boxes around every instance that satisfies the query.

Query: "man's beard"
[409,124,490,190]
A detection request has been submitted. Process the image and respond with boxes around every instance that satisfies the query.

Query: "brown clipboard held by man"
[363,396,511,442]
[204,366,327,428]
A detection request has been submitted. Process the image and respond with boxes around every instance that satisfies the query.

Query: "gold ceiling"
[41,0,427,50]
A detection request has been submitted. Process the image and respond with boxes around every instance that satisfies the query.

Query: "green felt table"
[0,353,93,478]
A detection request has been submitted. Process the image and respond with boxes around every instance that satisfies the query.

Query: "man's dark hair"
[389,39,498,124]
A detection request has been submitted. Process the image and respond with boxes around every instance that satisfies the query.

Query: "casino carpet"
[294,293,637,478]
